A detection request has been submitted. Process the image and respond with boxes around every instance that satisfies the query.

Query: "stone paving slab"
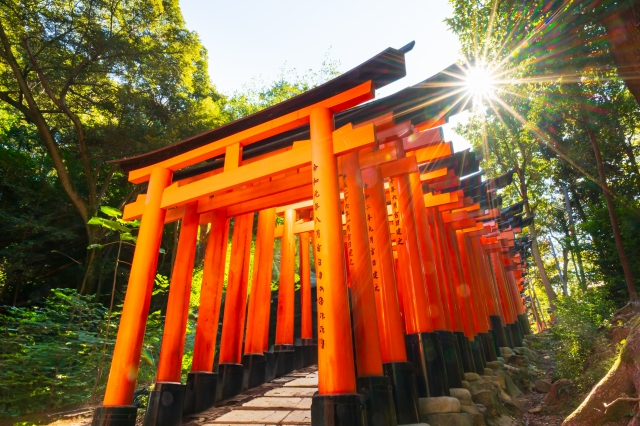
[263,388,316,397]
[242,397,311,409]
[184,366,317,425]
[282,377,318,387]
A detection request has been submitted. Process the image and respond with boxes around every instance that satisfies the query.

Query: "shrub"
[0,289,107,419]
[549,288,617,394]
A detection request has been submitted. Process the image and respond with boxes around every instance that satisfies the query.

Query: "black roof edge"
[110,44,412,172]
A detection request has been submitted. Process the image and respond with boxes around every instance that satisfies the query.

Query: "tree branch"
[97,170,114,204]
[22,36,96,209]
[0,20,90,222]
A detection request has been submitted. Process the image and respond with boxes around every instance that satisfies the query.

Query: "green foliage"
[446,0,640,308]
[223,56,340,121]
[0,289,107,419]
[548,288,617,393]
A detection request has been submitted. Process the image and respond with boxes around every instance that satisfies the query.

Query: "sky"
[179,0,470,149]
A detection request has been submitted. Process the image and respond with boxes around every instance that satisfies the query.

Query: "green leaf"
[99,206,123,218]
[88,217,130,233]
[159,247,166,254]
[120,233,137,243]
[87,244,104,250]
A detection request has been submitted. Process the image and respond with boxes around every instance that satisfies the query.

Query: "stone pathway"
[184,366,318,426]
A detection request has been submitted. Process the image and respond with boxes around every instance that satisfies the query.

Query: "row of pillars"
[93,107,532,426]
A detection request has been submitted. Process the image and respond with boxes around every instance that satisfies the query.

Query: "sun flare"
[466,67,496,98]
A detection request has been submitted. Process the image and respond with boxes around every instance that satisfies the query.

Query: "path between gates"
[183,366,318,425]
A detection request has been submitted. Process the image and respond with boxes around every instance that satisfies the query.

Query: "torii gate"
[93,44,419,426]
[91,42,535,426]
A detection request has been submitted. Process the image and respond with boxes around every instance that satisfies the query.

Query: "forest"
[1,0,640,425]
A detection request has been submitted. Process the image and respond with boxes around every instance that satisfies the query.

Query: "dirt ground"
[521,338,571,426]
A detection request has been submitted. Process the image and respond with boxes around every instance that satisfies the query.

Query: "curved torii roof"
[109,43,470,181]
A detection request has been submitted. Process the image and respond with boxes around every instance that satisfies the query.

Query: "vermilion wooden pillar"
[503,255,525,347]
[456,230,492,370]
[145,202,199,426]
[101,168,172,412]
[427,205,475,373]
[341,152,397,426]
[95,168,173,426]
[479,238,511,350]
[300,231,313,341]
[156,202,199,383]
[489,251,517,349]
[275,208,296,375]
[408,173,448,331]
[309,107,363,425]
[243,208,277,388]
[388,144,449,397]
[408,171,464,389]
[465,234,497,361]
[443,220,486,372]
[217,212,254,401]
[297,227,315,369]
[184,210,229,415]
[362,164,421,425]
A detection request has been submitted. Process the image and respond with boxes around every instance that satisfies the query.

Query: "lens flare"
[466,67,496,98]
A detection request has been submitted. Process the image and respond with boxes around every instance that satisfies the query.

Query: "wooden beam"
[128,81,375,184]
[226,185,313,217]
[160,123,376,210]
[274,220,314,238]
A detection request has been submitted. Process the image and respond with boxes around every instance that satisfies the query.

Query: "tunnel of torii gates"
[92,42,536,426]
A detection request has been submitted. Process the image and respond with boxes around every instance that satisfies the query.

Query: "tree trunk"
[563,185,588,291]
[622,139,640,194]
[563,319,640,426]
[517,167,557,303]
[79,225,103,295]
[600,0,640,107]
[588,128,638,303]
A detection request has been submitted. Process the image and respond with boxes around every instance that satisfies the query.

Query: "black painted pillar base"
[383,362,420,425]
[274,344,295,377]
[437,331,463,389]
[513,322,525,347]
[454,332,475,373]
[216,363,244,402]
[311,393,367,426]
[300,338,316,368]
[356,375,397,426]
[452,333,465,375]
[183,372,217,415]
[295,344,304,371]
[405,332,450,397]
[92,406,137,426]
[504,326,515,349]
[143,382,185,426]
[469,337,485,373]
[488,329,501,358]
[311,339,319,365]
[518,313,532,335]
[264,351,277,382]
[480,333,497,362]
[242,354,266,390]
[489,315,509,348]
[295,339,315,370]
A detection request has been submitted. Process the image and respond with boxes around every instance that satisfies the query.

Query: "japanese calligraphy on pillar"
[341,174,355,268]
[389,178,405,246]
[362,182,381,291]
[312,163,325,351]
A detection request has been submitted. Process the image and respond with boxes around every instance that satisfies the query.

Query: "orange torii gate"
[92,41,536,426]
[93,44,419,426]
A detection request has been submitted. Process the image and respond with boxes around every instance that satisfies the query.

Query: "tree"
[598,0,640,106]
[446,0,640,306]
[0,0,224,294]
